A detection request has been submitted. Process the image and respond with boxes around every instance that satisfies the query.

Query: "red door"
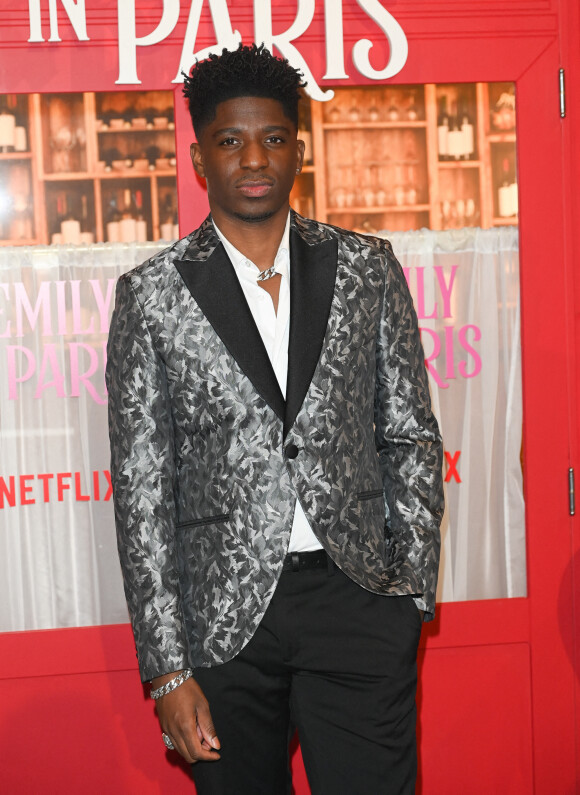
[176,9,578,787]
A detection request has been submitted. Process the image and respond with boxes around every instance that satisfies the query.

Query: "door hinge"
[569,467,575,516]
[559,68,566,118]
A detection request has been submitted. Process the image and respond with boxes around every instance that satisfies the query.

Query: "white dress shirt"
[213,214,322,553]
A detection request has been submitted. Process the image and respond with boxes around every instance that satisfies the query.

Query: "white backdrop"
[0,227,524,631]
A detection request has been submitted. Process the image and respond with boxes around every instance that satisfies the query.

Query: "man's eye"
[220,137,238,146]
[266,136,284,144]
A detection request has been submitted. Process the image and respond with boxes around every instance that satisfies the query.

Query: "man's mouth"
[237,179,274,198]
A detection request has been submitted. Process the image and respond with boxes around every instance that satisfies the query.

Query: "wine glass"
[406,91,419,121]
[348,105,361,123]
[394,163,405,206]
[405,162,418,205]
[328,105,342,123]
[50,125,77,172]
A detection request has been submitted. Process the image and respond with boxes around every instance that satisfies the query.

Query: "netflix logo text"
[0,471,112,508]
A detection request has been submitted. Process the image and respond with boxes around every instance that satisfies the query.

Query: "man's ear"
[295,138,305,174]
[190,142,205,178]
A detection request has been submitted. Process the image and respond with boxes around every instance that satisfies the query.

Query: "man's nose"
[240,140,268,169]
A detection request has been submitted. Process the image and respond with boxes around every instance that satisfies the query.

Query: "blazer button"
[285,443,299,460]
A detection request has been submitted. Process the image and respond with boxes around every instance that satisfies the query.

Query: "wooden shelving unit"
[291,81,518,234]
[2,83,517,244]
[0,90,177,246]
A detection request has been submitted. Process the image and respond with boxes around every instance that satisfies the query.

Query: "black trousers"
[192,558,422,795]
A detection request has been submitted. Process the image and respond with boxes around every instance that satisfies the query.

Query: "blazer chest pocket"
[176,512,230,530]
[357,489,384,502]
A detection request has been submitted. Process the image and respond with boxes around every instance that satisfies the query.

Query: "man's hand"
[152,671,221,763]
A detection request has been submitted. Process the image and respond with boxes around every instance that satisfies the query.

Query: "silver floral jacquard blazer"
[106,212,444,682]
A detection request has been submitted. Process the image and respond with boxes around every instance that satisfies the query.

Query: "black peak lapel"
[285,227,338,437]
[174,243,285,421]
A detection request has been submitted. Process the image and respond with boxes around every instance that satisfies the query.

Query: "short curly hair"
[182,43,305,138]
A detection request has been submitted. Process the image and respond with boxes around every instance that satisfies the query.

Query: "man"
[107,44,444,795]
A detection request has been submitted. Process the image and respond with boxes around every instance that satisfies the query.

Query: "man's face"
[190,96,305,226]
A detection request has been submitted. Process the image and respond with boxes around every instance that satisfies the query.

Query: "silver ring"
[162,732,175,750]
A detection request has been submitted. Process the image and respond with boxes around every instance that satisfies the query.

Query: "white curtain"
[384,227,525,603]
[0,229,524,632]
[0,243,166,631]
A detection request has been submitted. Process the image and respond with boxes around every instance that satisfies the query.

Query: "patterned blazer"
[106,212,444,682]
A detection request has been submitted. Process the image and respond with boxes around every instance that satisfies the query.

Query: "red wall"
[0,601,536,794]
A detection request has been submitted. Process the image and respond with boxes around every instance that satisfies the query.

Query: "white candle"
[498,185,512,217]
[120,216,137,242]
[107,221,120,242]
[0,112,16,148]
[160,222,173,240]
[61,218,81,244]
[14,126,27,151]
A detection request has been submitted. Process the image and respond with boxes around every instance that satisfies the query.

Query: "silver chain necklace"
[256,264,278,282]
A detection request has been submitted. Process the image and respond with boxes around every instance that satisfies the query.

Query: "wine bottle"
[60,193,82,244]
[437,96,450,160]
[135,189,148,242]
[79,194,94,243]
[102,147,121,173]
[447,102,462,160]
[144,107,157,129]
[459,97,474,160]
[106,197,121,242]
[145,145,161,171]
[119,188,137,242]
[80,194,88,231]
[160,194,176,240]
[498,158,512,217]
[164,106,175,130]
[123,106,135,130]
[98,110,112,131]
[52,193,65,243]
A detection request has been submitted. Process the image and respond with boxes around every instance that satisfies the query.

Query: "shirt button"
[285,443,299,460]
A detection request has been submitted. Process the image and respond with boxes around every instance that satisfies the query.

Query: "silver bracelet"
[150,668,193,700]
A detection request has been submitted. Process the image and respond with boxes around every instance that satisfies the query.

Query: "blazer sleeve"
[373,240,445,620]
[106,274,190,681]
